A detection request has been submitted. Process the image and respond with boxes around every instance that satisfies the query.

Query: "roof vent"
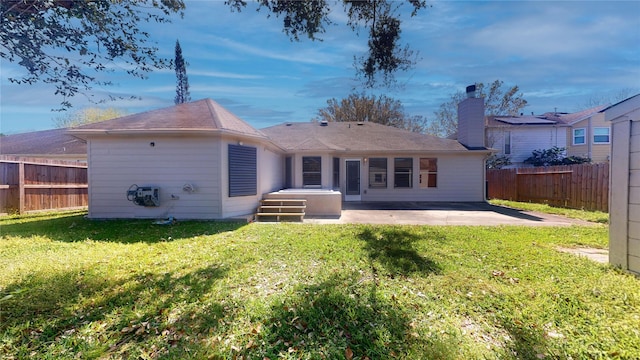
[320,120,328,127]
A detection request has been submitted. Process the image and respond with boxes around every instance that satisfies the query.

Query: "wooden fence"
[0,156,88,214]
[487,163,609,212]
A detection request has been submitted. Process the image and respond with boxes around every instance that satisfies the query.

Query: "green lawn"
[1,211,638,359]
[489,199,609,224]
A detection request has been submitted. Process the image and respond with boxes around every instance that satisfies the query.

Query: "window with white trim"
[593,127,610,144]
[368,158,387,188]
[302,156,321,187]
[573,128,586,145]
[394,157,413,188]
[332,157,340,189]
[504,131,511,155]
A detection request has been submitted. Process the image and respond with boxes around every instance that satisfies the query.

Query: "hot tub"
[263,189,342,217]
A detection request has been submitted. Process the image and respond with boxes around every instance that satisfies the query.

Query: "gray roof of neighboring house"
[261,121,475,152]
[0,128,86,156]
[555,105,607,125]
[490,115,558,125]
[489,104,607,127]
[69,99,267,139]
[600,93,640,113]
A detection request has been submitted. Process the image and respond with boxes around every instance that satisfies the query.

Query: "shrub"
[486,154,512,169]
[524,146,590,167]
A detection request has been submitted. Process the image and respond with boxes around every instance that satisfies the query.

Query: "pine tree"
[174,40,191,104]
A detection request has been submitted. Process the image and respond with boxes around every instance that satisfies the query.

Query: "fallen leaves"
[491,270,520,284]
[345,347,354,359]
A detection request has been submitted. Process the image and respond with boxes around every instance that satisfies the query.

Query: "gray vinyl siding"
[87,136,222,219]
[359,153,486,202]
[487,126,566,165]
[607,98,640,274]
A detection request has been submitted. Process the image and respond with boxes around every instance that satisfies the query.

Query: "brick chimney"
[457,85,485,149]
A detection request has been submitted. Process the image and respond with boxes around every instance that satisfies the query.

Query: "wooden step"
[256,212,305,217]
[255,212,305,222]
[261,199,306,205]
[256,198,307,222]
[259,205,306,210]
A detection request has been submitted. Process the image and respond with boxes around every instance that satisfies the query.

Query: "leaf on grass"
[545,330,564,339]
[492,270,505,277]
[345,347,354,360]
[251,324,262,334]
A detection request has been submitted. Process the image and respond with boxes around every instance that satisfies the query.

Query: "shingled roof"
[489,105,607,127]
[69,99,266,139]
[261,121,475,152]
[0,128,86,157]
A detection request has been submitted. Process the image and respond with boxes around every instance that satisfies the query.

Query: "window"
[368,158,387,188]
[228,144,257,197]
[285,157,292,188]
[573,128,586,145]
[593,127,610,144]
[504,131,511,155]
[302,156,321,187]
[394,157,413,188]
[333,157,340,189]
[419,158,437,188]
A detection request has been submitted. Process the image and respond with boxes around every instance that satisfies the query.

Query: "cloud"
[202,34,345,66]
[214,98,296,128]
[296,77,360,98]
[188,69,264,80]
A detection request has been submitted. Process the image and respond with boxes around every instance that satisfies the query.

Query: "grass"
[1,211,638,359]
[489,199,609,224]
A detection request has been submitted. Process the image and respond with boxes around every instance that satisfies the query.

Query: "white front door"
[344,159,361,201]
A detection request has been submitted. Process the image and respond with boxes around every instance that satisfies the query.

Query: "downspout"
[483,152,491,202]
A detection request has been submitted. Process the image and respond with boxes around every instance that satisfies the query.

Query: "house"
[69,91,492,220]
[563,105,610,162]
[0,128,87,162]
[486,105,608,167]
[605,93,640,274]
[68,99,282,220]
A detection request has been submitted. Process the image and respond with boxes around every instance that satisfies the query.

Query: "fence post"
[18,161,25,214]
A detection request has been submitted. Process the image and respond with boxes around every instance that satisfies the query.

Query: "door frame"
[344,158,362,201]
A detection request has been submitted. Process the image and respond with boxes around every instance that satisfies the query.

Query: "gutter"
[66,128,288,153]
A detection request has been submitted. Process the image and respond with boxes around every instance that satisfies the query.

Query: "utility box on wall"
[126,185,160,207]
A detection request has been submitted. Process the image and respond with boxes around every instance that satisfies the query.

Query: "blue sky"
[1,0,639,134]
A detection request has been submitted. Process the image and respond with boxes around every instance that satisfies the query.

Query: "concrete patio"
[302,202,595,226]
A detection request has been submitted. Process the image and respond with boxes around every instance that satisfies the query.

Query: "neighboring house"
[563,105,609,162]
[69,94,492,220]
[606,93,640,274]
[0,128,87,161]
[486,105,608,167]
